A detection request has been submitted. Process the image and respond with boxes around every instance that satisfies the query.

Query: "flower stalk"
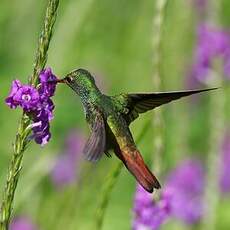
[0,1,59,229]
[31,0,60,86]
[200,1,225,229]
[151,0,168,174]
[201,77,225,230]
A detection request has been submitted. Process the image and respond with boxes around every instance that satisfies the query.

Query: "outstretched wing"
[83,109,106,162]
[124,88,217,124]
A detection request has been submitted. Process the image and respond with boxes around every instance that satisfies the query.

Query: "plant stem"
[95,161,122,230]
[31,0,60,86]
[0,115,30,230]
[201,78,225,230]
[152,0,167,85]
[0,1,59,229]
[151,0,168,174]
[201,1,223,229]
[94,119,152,230]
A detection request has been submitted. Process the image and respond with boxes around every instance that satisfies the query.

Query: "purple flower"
[5,80,22,109]
[190,0,207,16]
[5,67,58,146]
[164,159,204,224]
[5,80,40,111]
[132,159,205,228]
[39,67,57,97]
[188,24,230,85]
[220,130,230,193]
[51,155,77,187]
[15,85,40,111]
[32,121,51,146]
[32,68,57,145]
[132,185,170,230]
[65,131,85,161]
[51,130,85,188]
[10,216,38,230]
[17,86,40,111]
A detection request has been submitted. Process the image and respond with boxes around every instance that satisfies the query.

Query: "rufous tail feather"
[114,147,161,193]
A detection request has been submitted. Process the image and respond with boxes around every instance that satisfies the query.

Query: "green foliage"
[0,0,229,230]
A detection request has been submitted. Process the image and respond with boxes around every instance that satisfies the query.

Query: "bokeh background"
[0,0,230,229]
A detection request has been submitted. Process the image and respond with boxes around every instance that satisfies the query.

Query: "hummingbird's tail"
[114,147,161,193]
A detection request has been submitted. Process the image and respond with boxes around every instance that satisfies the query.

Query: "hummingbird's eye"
[66,76,73,83]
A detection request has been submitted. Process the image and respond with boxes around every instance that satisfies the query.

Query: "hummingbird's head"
[61,68,99,96]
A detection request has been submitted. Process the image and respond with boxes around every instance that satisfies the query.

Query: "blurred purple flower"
[65,131,85,161]
[188,24,230,86]
[132,185,170,230]
[132,159,204,229]
[51,130,85,188]
[51,155,76,186]
[220,130,230,193]
[195,0,207,8]
[190,0,207,16]
[164,159,204,224]
[5,67,58,146]
[10,216,38,230]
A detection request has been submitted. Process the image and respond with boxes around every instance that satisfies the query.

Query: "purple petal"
[39,67,57,97]
[5,97,19,109]
[188,24,230,84]
[10,217,38,230]
[5,80,22,109]
[5,67,58,146]
[6,84,40,111]
[65,130,85,161]
[8,80,22,96]
[51,155,76,187]
[50,130,85,188]
[164,159,204,224]
[132,185,170,230]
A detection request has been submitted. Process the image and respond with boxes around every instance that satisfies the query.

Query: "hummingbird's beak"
[56,78,66,83]
[46,78,66,84]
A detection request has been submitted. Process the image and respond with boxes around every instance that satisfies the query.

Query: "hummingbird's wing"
[83,109,106,162]
[124,88,217,124]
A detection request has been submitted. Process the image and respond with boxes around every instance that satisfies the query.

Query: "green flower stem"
[0,1,59,229]
[201,78,225,230]
[151,0,168,174]
[30,0,60,86]
[95,119,152,230]
[0,115,30,230]
[94,161,122,230]
[201,1,223,229]
[152,0,167,85]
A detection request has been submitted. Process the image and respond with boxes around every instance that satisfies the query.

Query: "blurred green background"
[0,0,230,229]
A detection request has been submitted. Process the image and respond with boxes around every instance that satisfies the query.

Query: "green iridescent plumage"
[60,68,216,193]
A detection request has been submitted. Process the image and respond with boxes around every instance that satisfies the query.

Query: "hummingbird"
[57,68,216,193]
